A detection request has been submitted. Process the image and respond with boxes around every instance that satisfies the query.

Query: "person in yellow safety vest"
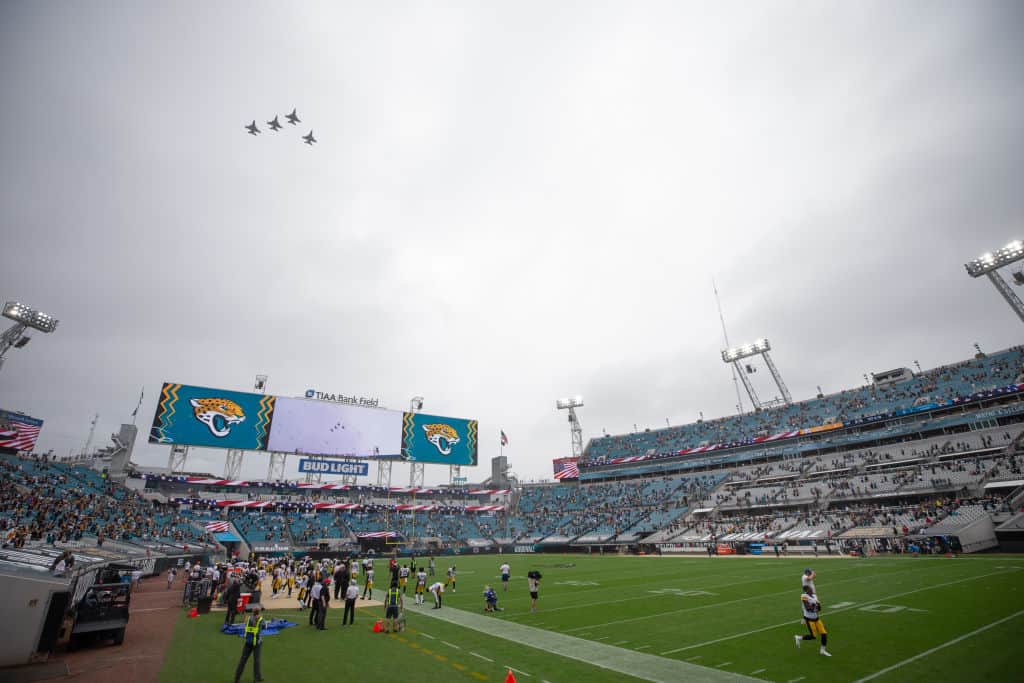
[384,580,403,632]
[233,605,265,683]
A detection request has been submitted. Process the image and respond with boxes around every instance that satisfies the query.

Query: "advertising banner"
[0,409,44,452]
[149,383,276,450]
[297,459,369,476]
[150,382,477,462]
[268,397,402,457]
[401,411,478,466]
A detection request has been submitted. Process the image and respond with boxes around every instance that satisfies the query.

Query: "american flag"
[357,531,397,538]
[0,411,43,452]
[204,521,231,532]
[553,457,579,479]
[500,430,509,447]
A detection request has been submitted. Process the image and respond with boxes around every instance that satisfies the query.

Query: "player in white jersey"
[795,586,831,656]
[802,568,816,595]
[399,564,410,594]
[415,569,427,605]
[500,562,510,591]
[428,581,444,608]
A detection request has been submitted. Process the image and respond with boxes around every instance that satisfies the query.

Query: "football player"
[795,585,831,656]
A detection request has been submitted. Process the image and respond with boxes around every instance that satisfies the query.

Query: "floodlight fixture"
[556,396,584,409]
[3,301,58,333]
[719,337,791,409]
[555,395,584,459]
[721,338,771,363]
[963,240,1024,325]
[964,240,1024,277]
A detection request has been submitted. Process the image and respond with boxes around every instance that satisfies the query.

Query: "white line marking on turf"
[717,662,733,668]
[441,640,461,649]
[510,561,906,619]
[659,567,1017,655]
[852,609,1024,683]
[419,632,436,639]
[787,677,805,683]
[686,655,702,661]
[418,605,758,682]
[635,645,651,650]
[470,652,494,663]
[614,640,629,645]
[750,669,766,675]
[507,667,531,677]
[565,563,938,633]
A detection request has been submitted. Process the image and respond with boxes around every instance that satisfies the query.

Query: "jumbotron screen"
[149,382,477,465]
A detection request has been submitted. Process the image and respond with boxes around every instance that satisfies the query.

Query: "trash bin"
[197,596,214,614]
[238,593,252,613]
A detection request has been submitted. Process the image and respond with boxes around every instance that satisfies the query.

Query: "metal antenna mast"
[82,413,99,458]
[713,279,745,415]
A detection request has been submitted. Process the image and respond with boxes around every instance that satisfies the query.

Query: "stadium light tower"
[1,301,58,373]
[408,396,425,487]
[721,338,792,411]
[964,240,1024,324]
[556,396,585,460]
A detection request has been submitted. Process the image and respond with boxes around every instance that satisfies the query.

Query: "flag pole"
[131,386,144,425]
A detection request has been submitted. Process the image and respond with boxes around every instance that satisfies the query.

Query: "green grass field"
[160,554,1024,682]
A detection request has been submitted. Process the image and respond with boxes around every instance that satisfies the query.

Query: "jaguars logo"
[189,398,246,437]
[422,423,459,456]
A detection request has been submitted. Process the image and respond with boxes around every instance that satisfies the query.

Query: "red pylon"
[505,669,517,683]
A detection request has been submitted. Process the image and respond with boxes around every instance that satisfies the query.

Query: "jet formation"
[244,108,315,145]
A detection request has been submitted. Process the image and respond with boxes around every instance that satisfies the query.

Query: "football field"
[160,553,1024,682]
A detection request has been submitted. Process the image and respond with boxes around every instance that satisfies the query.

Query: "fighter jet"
[245,120,260,135]
[302,130,317,145]
[286,108,301,125]
[267,116,282,131]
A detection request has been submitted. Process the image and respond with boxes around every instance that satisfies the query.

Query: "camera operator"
[527,570,542,613]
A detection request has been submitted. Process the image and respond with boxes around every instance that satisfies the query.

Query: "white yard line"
[416,605,759,682]
[419,632,436,639]
[470,651,494,663]
[515,563,881,619]
[566,563,936,633]
[441,640,461,650]
[787,677,805,683]
[635,645,651,651]
[716,662,733,668]
[750,669,766,675]
[507,666,532,677]
[852,609,1024,683]
[660,567,1018,655]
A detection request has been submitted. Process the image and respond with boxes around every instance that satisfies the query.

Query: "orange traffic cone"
[505,668,517,683]
[188,607,198,618]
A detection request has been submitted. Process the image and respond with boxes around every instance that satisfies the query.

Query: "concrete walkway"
[414,605,759,683]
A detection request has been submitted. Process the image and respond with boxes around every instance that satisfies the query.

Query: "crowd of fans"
[585,347,1024,463]
[0,453,214,550]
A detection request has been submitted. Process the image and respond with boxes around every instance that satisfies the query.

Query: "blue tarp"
[220,619,298,637]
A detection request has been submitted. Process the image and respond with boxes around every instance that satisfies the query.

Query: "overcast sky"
[1,1,1022,485]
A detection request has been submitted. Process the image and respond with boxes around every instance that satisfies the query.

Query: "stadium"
[3,2,1024,683]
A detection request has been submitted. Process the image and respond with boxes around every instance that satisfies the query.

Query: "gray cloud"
[1,1,1021,483]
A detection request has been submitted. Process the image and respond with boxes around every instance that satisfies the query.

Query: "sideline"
[851,609,1024,682]
[414,604,759,683]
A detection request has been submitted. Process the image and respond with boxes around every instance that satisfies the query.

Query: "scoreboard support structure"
[224,449,244,479]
